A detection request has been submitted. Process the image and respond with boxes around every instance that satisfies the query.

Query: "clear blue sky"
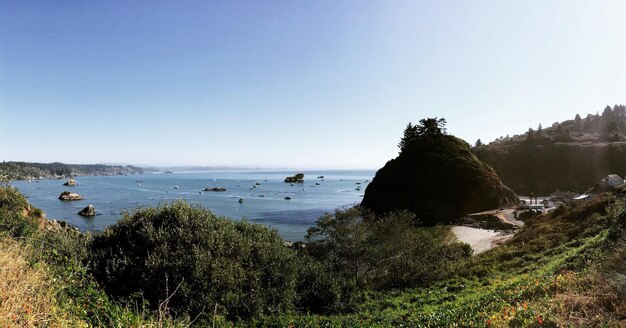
[1,1,625,169]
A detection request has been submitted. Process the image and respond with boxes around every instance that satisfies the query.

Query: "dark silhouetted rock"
[284,173,304,183]
[362,134,519,225]
[78,204,96,216]
[203,187,226,192]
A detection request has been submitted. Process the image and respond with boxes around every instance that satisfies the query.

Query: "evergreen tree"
[602,105,613,117]
[398,123,418,152]
[526,127,535,141]
[398,118,447,152]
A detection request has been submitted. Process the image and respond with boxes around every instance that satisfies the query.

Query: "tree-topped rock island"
[284,173,304,183]
[361,118,519,225]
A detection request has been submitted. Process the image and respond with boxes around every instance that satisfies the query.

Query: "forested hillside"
[0,161,144,181]
[475,105,626,194]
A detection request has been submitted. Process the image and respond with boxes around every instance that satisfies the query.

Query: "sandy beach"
[451,226,515,254]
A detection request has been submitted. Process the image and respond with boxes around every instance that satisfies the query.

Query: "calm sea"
[12,170,374,241]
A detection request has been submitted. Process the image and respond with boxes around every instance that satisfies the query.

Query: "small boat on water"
[174,186,179,189]
[164,170,173,174]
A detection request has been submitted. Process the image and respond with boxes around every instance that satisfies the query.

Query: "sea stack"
[58,191,84,201]
[78,204,96,217]
[284,173,304,183]
[63,177,77,186]
[361,118,519,225]
[203,187,226,192]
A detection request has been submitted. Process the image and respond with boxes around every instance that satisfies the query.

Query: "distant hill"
[0,161,145,181]
[361,118,519,225]
[474,104,626,195]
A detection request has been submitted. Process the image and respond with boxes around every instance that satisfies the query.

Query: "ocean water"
[12,170,374,241]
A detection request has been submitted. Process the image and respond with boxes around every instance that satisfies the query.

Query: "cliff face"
[361,135,519,225]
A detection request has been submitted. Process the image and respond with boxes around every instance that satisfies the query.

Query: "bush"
[304,208,472,291]
[295,256,358,314]
[0,186,39,238]
[88,201,298,322]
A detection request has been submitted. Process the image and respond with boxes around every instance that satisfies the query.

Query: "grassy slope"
[268,194,626,327]
[2,183,626,327]
[0,237,83,327]
[0,185,187,327]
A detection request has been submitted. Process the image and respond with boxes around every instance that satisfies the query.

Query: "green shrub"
[304,208,471,291]
[295,256,358,314]
[0,186,39,238]
[88,201,298,322]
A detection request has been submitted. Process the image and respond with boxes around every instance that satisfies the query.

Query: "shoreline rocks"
[58,191,83,201]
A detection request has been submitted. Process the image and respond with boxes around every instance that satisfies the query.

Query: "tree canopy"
[398,117,447,152]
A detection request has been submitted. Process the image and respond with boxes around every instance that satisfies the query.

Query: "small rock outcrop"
[58,191,83,201]
[44,219,80,234]
[78,204,96,217]
[284,173,304,183]
[203,187,226,192]
[63,178,77,186]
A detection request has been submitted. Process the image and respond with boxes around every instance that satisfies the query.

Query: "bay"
[12,170,374,241]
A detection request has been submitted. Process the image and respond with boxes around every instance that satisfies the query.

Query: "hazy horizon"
[2,1,625,168]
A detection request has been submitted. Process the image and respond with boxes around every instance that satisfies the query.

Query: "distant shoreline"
[1,161,376,181]
[0,161,146,181]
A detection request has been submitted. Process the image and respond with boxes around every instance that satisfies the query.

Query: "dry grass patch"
[0,237,81,327]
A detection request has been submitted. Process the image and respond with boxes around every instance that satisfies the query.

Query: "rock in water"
[63,177,77,186]
[78,204,96,216]
[58,191,84,201]
[361,134,519,225]
[203,187,226,192]
[284,173,304,183]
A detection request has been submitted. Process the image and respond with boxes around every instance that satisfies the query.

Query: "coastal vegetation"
[89,201,297,323]
[3,179,626,325]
